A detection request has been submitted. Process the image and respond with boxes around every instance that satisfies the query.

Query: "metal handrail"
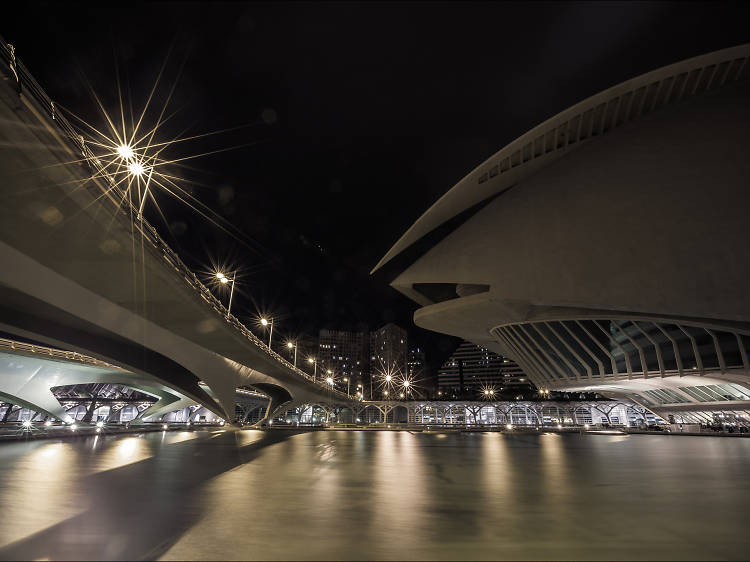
[0,36,350,401]
[0,337,118,369]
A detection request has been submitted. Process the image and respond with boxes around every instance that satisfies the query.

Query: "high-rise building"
[407,347,425,378]
[369,323,408,374]
[317,329,369,388]
[318,323,409,399]
[437,340,532,398]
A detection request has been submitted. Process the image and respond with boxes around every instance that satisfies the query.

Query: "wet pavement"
[0,429,748,560]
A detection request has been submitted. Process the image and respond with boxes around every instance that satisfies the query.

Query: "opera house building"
[375,44,750,423]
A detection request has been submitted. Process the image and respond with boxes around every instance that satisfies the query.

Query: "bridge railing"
[0,337,119,369]
[0,37,350,401]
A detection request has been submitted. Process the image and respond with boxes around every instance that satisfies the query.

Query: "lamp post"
[260,317,273,349]
[216,271,236,315]
[136,166,155,219]
[307,357,317,380]
[287,341,297,367]
[343,377,350,396]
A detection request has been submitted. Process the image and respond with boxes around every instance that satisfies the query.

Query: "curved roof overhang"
[373,43,750,274]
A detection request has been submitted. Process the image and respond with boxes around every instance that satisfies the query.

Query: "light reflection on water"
[0,430,748,561]
[0,441,83,546]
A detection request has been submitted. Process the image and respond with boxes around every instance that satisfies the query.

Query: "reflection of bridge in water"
[0,37,353,425]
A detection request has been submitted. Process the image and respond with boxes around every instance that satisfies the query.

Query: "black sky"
[4,1,750,372]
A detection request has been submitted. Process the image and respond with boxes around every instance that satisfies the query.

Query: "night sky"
[5,1,750,374]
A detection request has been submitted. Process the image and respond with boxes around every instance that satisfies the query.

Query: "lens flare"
[117,144,134,159]
[128,161,145,176]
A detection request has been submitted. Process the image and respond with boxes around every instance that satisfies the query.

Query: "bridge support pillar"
[0,385,72,424]
[139,396,197,424]
[257,395,295,426]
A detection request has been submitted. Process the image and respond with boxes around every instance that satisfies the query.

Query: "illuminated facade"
[317,329,369,386]
[437,340,530,398]
[369,323,408,372]
[374,44,750,422]
[317,323,409,397]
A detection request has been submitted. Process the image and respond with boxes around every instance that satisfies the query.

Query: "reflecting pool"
[0,429,747,560]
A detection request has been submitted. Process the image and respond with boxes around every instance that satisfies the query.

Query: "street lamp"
[343,377,350,396]
[326,369,335,389]
[307,357,317,380]
[215,271,236,315]
[117,144,134,159]
[286,341,297,367]
[260,317,274,349]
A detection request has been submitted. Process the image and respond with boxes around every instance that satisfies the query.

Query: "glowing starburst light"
[128,161,145,176]
[50,52,268,257]
[117,144,134,159]
[479,383,499,400]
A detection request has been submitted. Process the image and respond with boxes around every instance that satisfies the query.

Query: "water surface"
[0,429,747,560]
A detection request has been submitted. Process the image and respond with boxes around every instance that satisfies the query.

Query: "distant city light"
[44,420,52,427]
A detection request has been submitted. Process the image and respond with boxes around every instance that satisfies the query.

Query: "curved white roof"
[373,43,750,273]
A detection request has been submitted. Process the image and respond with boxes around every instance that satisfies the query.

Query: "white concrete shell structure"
[375,44,750,423]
